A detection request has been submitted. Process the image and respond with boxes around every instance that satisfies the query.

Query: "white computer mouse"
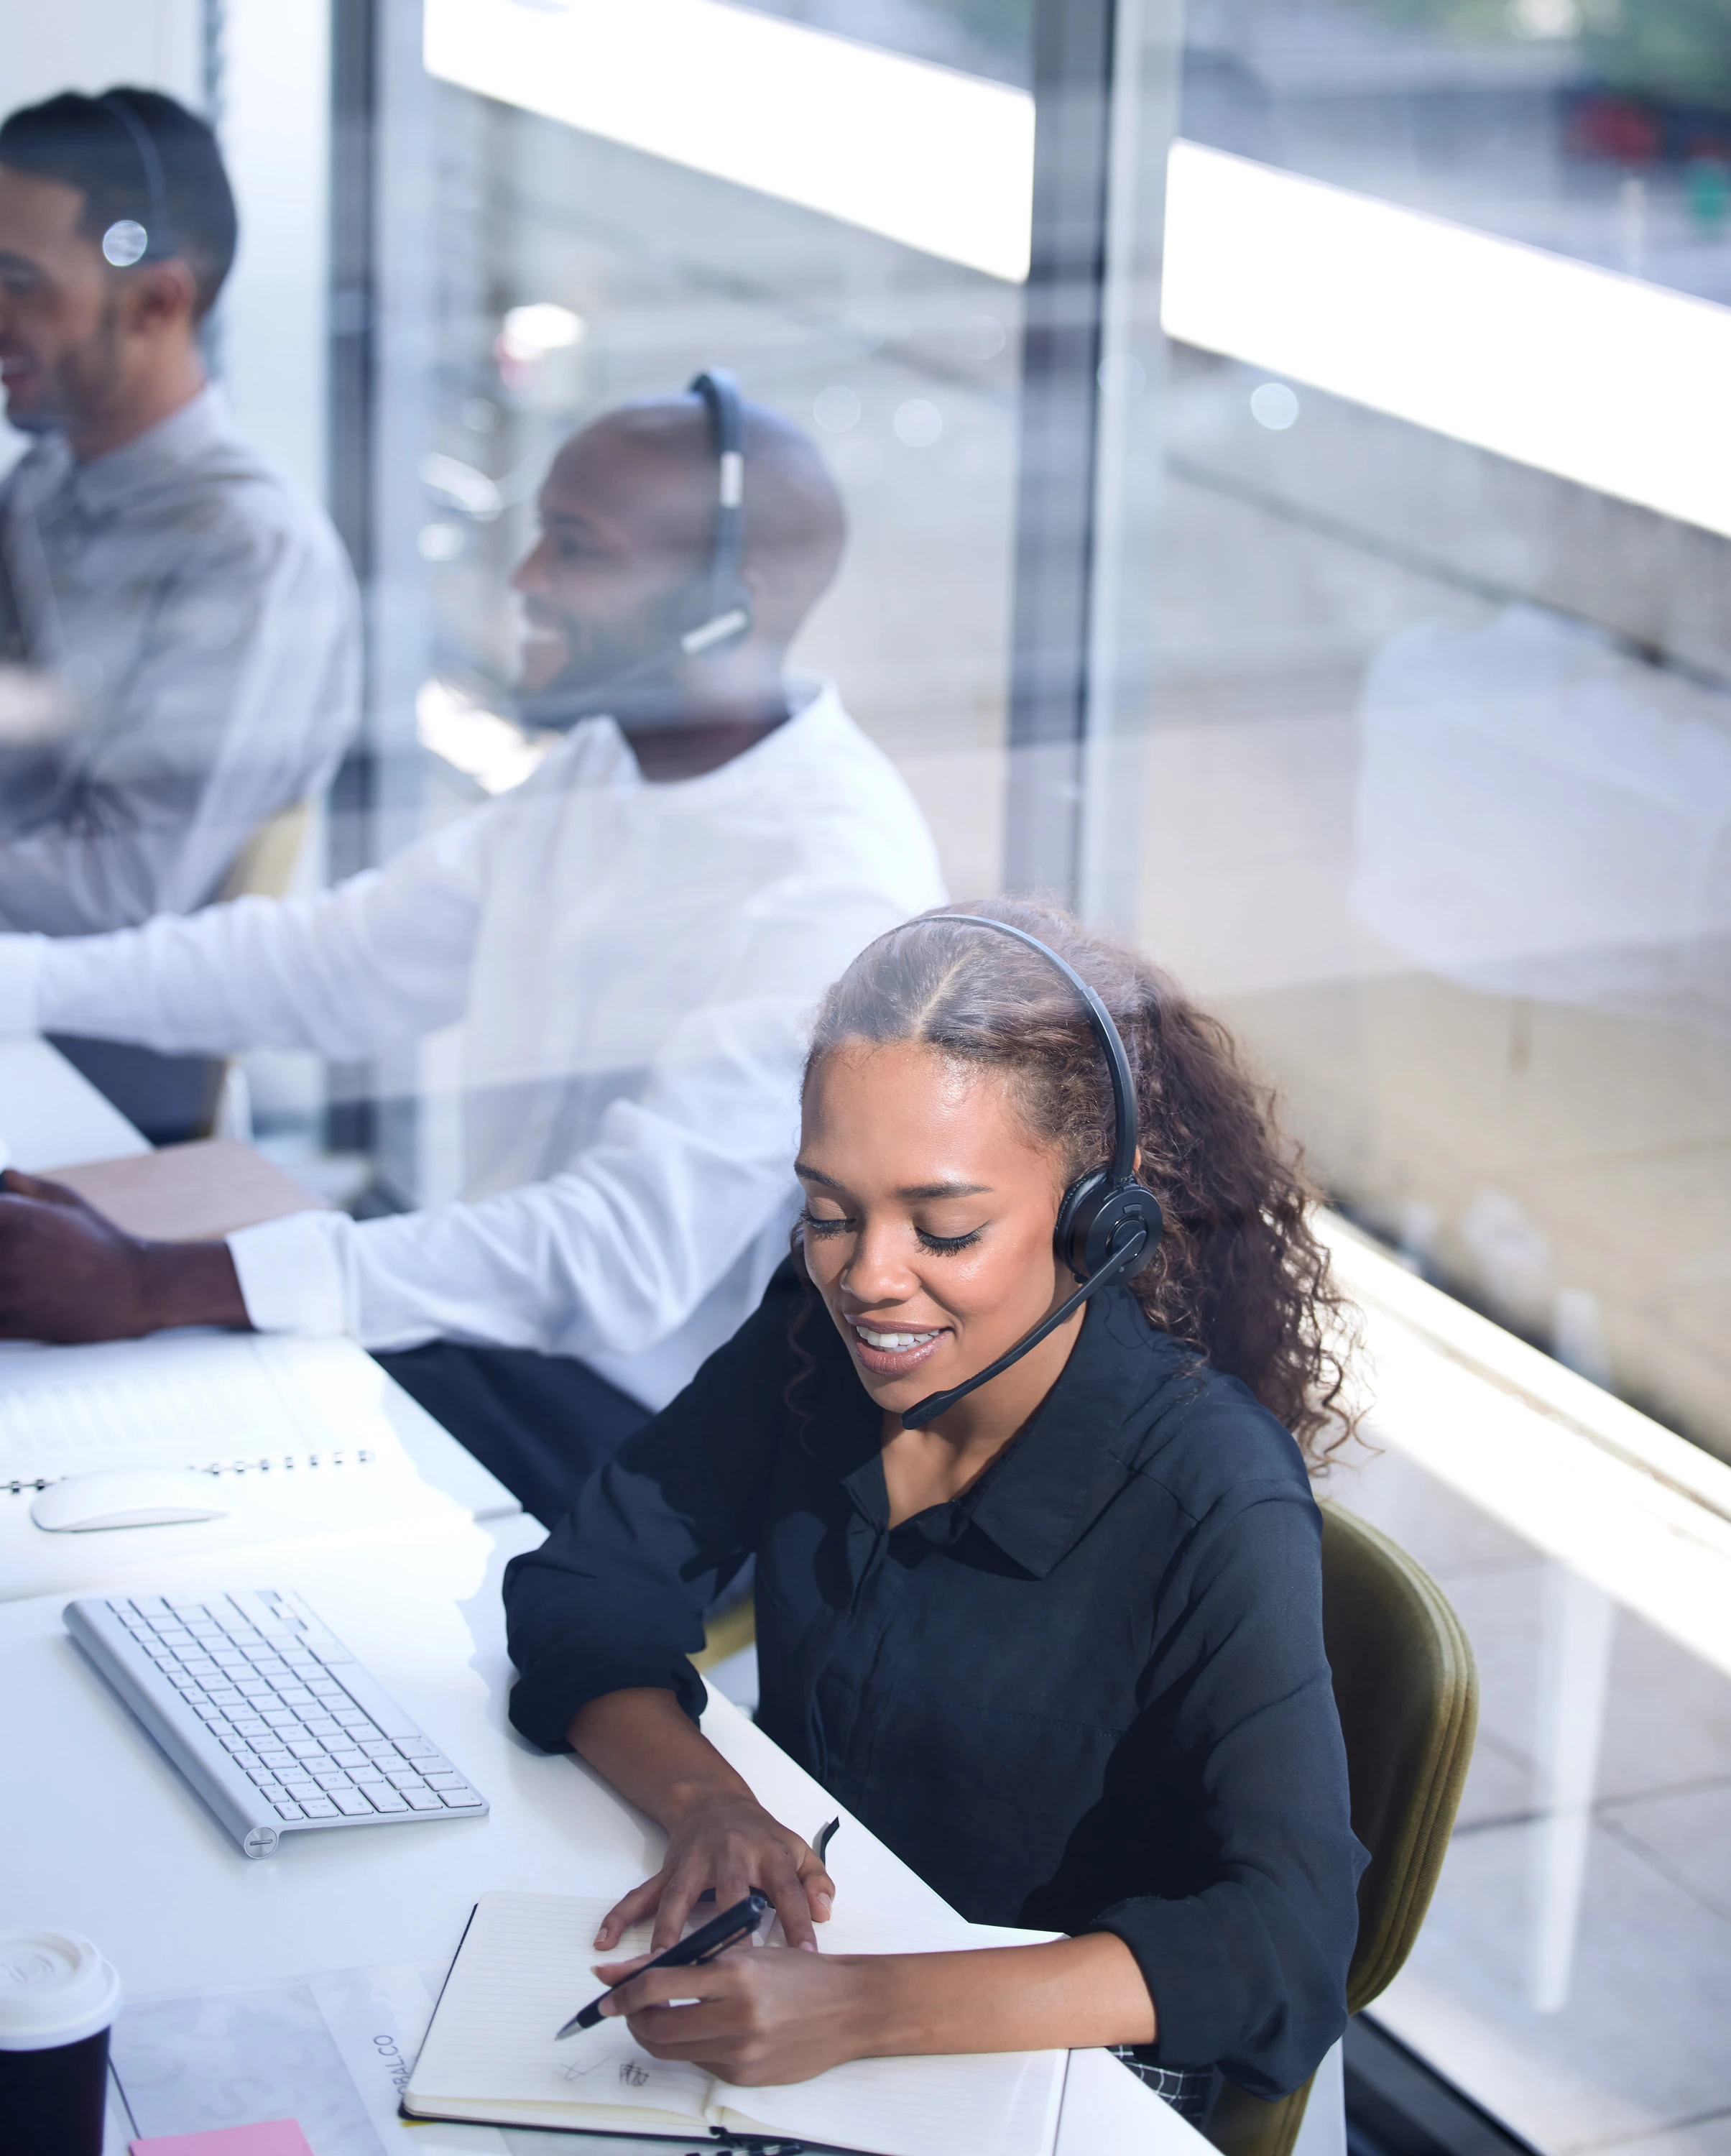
[30,1469,231,1533]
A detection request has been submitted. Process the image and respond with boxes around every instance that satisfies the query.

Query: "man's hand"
[0,1169,249,1341]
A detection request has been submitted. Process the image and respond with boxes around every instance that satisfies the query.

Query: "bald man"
[0,383,946,1521]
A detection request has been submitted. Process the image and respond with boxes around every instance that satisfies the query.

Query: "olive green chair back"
[1207,1501,1479,2156]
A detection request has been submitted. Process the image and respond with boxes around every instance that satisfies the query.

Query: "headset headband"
[98,93,175,267]
[922,913,1139,1186]
[687,369,746,637]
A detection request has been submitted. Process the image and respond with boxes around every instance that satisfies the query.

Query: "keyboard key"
[351,1768,387,1787]
[273,1801,306,1820]
[439,1789,484,1809]
[369,1789,411,1813]
[312,1768,353,1792]
[394,1738,439,1759]
[231,1716,269,1737]
[300,1797,339,1819]
[331,1789,375,1816]
[207,1687,245,1708]
[423,1772,466,1790]
[404,1789,444,1811]
[329,1746,367,1767]
[384,1766,426,1790]
[283,1779,320,1800]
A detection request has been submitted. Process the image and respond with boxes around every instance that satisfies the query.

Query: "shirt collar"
[58,384,229,516]
[805,1283,1196,1579]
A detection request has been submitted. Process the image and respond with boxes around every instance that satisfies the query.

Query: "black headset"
[888,914,1165,1431]
[98,93,177,268]
[517,368,756,729]
[680,369,755,660]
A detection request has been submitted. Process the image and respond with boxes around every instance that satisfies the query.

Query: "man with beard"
[0,378,946,1523]
[0,87,359,1135]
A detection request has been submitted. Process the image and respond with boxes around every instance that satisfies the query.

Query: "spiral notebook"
[402,1890,1069,2156]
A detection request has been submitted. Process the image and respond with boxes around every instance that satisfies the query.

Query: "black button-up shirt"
[505,1265,1365,2099]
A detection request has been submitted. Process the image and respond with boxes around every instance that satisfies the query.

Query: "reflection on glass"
[1139,3,1731,2147]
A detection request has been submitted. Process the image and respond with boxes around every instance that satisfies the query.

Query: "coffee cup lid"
[0,1931,122,2050]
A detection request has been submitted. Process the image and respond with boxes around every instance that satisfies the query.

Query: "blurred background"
[6,4,1728,2151]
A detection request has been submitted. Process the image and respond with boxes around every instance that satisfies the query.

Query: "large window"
[1140,0,1731,1463]
[1118,4,1731,2147]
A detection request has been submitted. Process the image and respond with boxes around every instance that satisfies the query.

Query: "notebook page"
[405,1892,714,2130]
[722,2045,1066,2156]
[0,1335,389,1479]
[724,1911,1067,2156]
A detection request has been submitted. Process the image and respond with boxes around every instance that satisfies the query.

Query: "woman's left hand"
[591,1943,875,2086]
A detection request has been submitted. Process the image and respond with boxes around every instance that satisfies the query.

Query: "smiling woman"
[502,900,1367,2128]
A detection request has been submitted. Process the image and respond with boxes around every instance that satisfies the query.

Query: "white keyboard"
[66,1588,487,1858]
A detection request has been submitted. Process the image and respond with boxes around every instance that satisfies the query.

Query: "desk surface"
[0,1034,151,1171]
[0,1520,1200,2154]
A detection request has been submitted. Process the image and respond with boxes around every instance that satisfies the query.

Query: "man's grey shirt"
[0,386,360,934]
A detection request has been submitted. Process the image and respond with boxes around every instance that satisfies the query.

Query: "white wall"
[216,0,332,502]
[7,2,203,109]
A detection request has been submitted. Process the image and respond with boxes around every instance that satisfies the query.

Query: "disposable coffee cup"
[0,1929,122,2156]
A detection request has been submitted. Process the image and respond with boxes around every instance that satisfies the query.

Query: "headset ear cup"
[1054,1169,1109,1283]
[1056,1174,1163,1282]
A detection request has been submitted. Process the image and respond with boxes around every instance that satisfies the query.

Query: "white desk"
[0,1034,150,1171]
[0,1519,1202,2154]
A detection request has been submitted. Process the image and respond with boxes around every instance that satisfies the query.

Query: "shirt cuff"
[1090,1895,1255,2082]
[227,1208,356,1335]
[0,934,47,1036]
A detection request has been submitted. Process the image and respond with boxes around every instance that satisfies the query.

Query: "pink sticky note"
[131,2124,315,2156]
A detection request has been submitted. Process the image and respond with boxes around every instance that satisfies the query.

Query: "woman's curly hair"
[802,899,1362,1470]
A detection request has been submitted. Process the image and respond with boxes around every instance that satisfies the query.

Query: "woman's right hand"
[594,1792,836,1954]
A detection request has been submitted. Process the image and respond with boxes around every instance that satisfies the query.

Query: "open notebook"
[402,1890,1069,2156]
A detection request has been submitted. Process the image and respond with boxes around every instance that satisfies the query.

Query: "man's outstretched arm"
[0,1171,247,1340]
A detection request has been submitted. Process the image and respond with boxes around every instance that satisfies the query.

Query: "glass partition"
[1130,0,1731,1465]
[359,0,1037,1202]
[1097,1,1731,2145]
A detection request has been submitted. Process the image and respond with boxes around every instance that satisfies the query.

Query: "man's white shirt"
[0,683,946,1408]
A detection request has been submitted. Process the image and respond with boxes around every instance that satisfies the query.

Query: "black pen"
[815,1817,841,1867]
[555,1891,770,2037]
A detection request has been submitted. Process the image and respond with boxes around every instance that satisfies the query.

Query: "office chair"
[218,798,312,907]
[694,1591,757,1674]
[1205,1500,1480,2156]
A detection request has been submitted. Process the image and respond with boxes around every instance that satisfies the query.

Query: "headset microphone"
[516,368,755,732]
[895,915,1164,1432]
